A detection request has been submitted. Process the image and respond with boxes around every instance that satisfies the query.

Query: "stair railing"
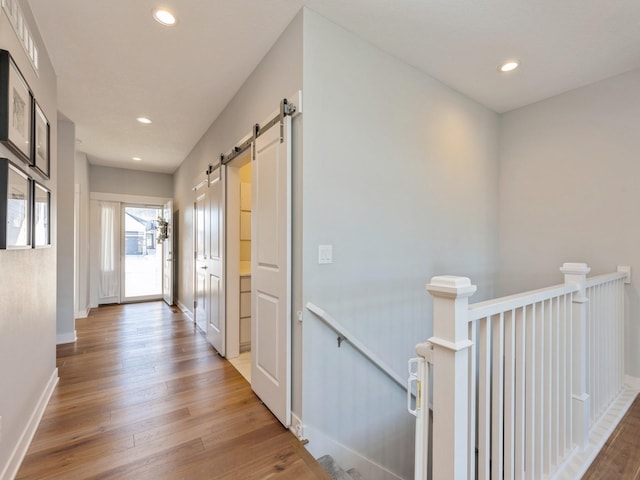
[411,263,629,480]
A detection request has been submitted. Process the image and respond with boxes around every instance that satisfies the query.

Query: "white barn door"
[251,117,292,427]
[206,165,225,356]
[193,180,208,333]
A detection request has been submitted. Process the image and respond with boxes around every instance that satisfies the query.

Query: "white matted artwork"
[32,101,49,177]
[8,58,30,159]
[0,158,31,249]
[0,50,32,162]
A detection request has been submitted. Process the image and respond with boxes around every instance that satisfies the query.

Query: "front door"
[162,200,173,306]
[251,116,292,427]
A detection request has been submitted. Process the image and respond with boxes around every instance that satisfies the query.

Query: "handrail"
[585,271,627,288]
[306,302,407,392]
[468,282,578,321]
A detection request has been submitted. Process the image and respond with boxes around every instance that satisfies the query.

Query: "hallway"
[16,302,328,479]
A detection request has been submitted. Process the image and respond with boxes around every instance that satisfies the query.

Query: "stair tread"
[317,454,355,480]
[346,467,363,480]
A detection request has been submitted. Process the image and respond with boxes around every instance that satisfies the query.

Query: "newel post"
[426,275,476,480]
[561,262,591,449]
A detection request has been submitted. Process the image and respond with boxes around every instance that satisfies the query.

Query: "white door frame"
[224,149,252,360]
[88,193,171,308]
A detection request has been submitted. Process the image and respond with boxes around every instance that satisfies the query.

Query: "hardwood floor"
[583,394,640,479]
[16,302,329,480]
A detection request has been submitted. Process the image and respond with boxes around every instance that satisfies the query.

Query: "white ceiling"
[27,0,640,174]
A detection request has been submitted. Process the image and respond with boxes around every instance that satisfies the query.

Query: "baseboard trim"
[1,369,58,480]
[304,424,403,480]
[56,331,77,345]
[624,374,640,390]
[177,300,194,322]
[555,385,640,479]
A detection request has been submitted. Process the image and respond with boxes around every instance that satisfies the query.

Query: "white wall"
[0,1,58,477]
[89,164,173,198]
[301,10,499,478]
[498,69,640,377]
[74,153,90,317]
[172,9,303,408]
[56,119,75,342]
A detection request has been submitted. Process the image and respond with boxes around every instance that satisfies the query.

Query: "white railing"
[585,272,626,427]
[410,263,629,480]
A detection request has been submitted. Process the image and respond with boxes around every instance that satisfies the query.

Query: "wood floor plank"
[583,394,640,479]
[16,302,329,480]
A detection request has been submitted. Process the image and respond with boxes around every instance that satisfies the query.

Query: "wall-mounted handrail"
[306,302,407,392]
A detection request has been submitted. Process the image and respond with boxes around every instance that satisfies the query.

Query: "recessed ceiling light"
[136,117,152,124]
[498,60,520,73]
[153,8,177,26]
[132,156,142,161]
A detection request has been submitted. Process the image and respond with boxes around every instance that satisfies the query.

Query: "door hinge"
[194,300,197,309]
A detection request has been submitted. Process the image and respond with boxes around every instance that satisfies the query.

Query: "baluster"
[561,262,591,450]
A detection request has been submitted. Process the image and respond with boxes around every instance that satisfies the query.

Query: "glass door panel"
[123,205,162,300]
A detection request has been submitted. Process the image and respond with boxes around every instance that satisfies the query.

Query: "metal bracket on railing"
[411,344,432,480]
[409,342,434,416]
[407,357,422,417]
[415,341,434,363]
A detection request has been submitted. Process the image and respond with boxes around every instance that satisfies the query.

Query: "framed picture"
[32,180,49,247]
[32,101,49,177]
[0,50,32,163]
[0,158,31,249]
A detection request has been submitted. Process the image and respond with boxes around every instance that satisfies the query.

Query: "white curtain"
[99,201,119,298]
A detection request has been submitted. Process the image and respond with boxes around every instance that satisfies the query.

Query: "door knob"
[200,266,208,270]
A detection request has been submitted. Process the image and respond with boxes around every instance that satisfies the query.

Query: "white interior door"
[194,180,208,332]
[162,200,174,305]
[206,165,225,356]
[251,117,291,427]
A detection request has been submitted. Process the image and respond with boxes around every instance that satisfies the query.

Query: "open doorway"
[122,205,163,301]
[226,152,252,382]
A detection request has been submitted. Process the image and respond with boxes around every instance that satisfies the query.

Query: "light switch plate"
[318,245,333,264]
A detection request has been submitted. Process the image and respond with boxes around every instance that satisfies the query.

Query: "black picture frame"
[0,50,32,163]
[31,100,49,178]
[0,157,31,249]
[32,179,50,247]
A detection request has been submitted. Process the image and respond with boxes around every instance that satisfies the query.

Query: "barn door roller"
[219,98,296,166]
